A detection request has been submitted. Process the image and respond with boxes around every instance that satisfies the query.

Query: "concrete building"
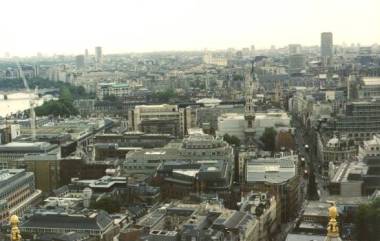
[0,142,58,168]
[358,134,380,160]
[316,134,357,176]
[328,161,366,197]
[288,54,305,75]
[94,132,174,149]
[196,103,244,131]
[23,152,61,193]
[288,44,302,55]
[96,82,130,100]
[242,155,300,223]
[128,104,191,138]
[322,100,380,141]
[120,201,260,241]
[357,77,380,99]
[95,46,103,64]
[321,32,333,66]
[216,110,291,142]
[203,52,228,66]
[123,132,234,176]
[75,55,85,70]
[0,169,41,225]
[20,210,117,241]
[216,113,246,140]
[238,192,279,240]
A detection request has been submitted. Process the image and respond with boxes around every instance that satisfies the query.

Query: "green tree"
[260,127,277,152]
[90,197,121,213]
[59,86,73,104]
[223,134,241,147]
[354,198,380,241]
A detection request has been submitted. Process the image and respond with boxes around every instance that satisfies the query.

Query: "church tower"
[244,60,257,148]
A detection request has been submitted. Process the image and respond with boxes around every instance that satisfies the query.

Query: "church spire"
[244,59,257,148]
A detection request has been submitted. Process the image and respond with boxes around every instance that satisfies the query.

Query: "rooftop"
[246,155,297,184]
[362,77,380,86]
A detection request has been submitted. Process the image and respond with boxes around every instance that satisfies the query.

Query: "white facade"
[358,134,380,160]
[217,111,291,140]
[217,113,246,140]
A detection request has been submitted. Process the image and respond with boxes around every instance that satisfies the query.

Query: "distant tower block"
[321,32,333,66]
[95,46,103,64]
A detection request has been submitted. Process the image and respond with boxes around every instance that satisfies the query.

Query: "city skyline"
[1,0,380,56]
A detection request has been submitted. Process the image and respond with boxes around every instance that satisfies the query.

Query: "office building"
[155,159,233,205]
[321,32,333,65]
[75,55,85,70]
[357,77,380,99]
[288,44,302,55]
[242,155,300,223]
[288,54,305,75]
[0,169,41,225]
[120,201,260,241]
[95,46,103,64]
[96,82,130,99]
[0,142,58,168]
[123,132,234,176]
[128,104,192,138]
[20,210,117,241]
[322,100,380,141]
[328,161,366,196]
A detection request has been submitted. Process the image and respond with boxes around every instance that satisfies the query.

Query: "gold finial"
[327,202,339,238]
[10,215,22,241]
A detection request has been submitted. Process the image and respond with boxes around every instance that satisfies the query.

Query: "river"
[0,92,45,117]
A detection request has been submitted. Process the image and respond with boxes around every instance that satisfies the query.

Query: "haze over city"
[1,1,380,241]
[1,0,379,56]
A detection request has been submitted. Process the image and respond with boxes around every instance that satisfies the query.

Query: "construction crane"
[17,62,37,141]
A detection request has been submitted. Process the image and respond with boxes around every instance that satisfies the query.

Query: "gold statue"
[327,202,339,238]
[10,215,22,241]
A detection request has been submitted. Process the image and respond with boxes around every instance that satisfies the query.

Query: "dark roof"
[36,232,90,241]
[21,211,112,231]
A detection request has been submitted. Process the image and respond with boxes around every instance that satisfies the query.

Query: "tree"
[260,127,277,152]
[90,197,121,213]
[223,134,241,147]
[59,86,73,104]
[354,198,380,241]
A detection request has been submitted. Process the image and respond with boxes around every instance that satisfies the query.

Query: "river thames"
[0,92,45,117]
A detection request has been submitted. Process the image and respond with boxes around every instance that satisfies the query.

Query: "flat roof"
[362,77,380,86]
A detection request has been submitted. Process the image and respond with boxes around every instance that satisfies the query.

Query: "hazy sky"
[1,0,379,56]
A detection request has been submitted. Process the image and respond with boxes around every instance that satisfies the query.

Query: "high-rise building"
[95,46,103,64]
[321,32,333,65]
[288,54,305,74]
[250,45,255,57]
[84,48,89,58]
[289,44,302,55]
[75,55,85,69]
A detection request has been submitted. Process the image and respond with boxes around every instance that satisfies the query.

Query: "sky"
[0,0,379,56]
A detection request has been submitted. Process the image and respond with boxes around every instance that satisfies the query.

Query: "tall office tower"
[250,45,255,57]
[84,49,89,58]
[288,44,302,55]
[95,46,103,64]
[321,32,333,66]
[75,55,85,69]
